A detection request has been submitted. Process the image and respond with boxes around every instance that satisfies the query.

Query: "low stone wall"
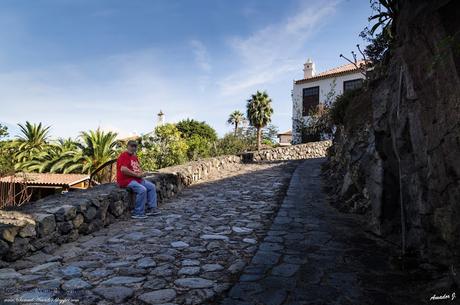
[0,155,243,262]
[0,142,328,262]
[241,140,331,162]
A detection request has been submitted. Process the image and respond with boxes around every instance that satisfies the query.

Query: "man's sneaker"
[146,208,161,216]
[131,214,148,219]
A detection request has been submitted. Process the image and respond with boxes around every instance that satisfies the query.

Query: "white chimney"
[303,58,315,79]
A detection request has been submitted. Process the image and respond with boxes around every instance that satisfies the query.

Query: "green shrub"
[330,88,363,126]
[139,124,188,170]
[216,133,250,155]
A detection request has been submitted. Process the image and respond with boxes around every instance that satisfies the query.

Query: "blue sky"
[0,0,373,139]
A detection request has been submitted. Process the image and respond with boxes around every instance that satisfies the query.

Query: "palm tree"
[20,138,81,173]
[246,91,274,151]
[52,129,119,174]
[13,122,52,170]
[227,110,246,135]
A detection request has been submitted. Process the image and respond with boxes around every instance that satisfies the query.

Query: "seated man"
[116,140,160,219]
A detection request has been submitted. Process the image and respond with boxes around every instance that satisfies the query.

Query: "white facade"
[292,60,365,144]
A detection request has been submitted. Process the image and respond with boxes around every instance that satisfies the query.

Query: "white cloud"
[190,39,211,72]
[0,48,202,138]
[219,0,339,96]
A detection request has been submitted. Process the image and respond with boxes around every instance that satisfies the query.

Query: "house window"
[302,86,319,116]
[343,79,363,92]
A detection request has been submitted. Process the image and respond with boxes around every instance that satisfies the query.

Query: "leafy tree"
[139,124,188,170]
[0,124,8,139]
[262,124,279,145]
[176,119,217,142]
[176,119,217,160]
[0,124,13,175]
[216,132,250,155]
[227,110,246,135]
[246,91,274,151]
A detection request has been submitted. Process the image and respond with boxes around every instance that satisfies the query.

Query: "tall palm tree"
[246,91,274,151]
[227,110,246,135]
[13,122,52,169]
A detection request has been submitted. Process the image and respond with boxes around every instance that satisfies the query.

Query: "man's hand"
[121,166,146,179]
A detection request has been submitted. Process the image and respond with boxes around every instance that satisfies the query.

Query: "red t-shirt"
[116,151,142,187]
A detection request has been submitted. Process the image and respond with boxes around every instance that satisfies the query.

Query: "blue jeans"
[127,179,157,216]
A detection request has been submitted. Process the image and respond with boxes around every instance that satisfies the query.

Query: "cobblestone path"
[220,158,430,305]
[1,161,299,305]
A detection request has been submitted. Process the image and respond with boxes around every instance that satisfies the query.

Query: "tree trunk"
[234,123,238,136]
[257,127,262,151]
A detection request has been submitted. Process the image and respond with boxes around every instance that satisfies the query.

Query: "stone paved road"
[220,158,431,305]
[0,161,299,305]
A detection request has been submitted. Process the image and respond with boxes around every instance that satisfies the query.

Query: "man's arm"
[120,166,146,178]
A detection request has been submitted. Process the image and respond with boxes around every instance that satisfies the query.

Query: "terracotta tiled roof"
[295,60,367,84]
[278,130,292,136]
[0,173,90,186]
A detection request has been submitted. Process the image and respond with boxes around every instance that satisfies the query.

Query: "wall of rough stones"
[0,142,329,262]
[241,140,331,162]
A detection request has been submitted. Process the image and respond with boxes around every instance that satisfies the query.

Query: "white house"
[292,59,366,144]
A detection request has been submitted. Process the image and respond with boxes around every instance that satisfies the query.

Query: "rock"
[228,260,246,274]
[259,242,284,252]
[100,276,145,286]
[8,237,30,261]
[72,213,84,228]
[174,277,214,289]
[84,206,97,221]
[200,234,229,241]
[202,264,224,272]
[178,267,200,276]
[107,261,131,268]
[0,224,18,242]
[271,263,300,277]
[243,238,257,244]
[125,254,144,261]
[137,257,157,268]
[30,262,60,273]
[62,278,92,290]
[151,265,173,277]
[61,265,82,278]
[143,277,167,290]
[34,213,56,237]
[93,286,134,303]
[57,221,73,234]
[138,289,177,304]
[86,268,113,280]
[181,259,200,266]
[37,278,61,289]
[171,241,189,248]
[124,232,144,241]
[18,289,55,301]
[109,200,125,217]
[18,224,36,238]
[0,239,9,256]
[232,226,253,234]
[0,268,21,280]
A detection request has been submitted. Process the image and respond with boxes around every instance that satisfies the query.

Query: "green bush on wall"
[330,88,364,126]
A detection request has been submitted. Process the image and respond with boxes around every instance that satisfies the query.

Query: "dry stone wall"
[0,142,329,262]
[241,140,331,162]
